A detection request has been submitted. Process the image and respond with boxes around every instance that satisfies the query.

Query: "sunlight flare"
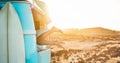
[30,0,120,30]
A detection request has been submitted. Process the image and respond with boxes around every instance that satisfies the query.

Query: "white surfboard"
[0,2,8,63]
[0,2,25,63]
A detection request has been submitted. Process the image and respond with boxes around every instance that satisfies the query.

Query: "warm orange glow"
[30,0,120,30]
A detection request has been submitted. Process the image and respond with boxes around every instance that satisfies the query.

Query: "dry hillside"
[49,27,120,63]
[49,27,120,42]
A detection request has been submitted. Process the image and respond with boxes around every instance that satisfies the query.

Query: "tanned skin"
[32,0,65,49]
[37,27,65,49]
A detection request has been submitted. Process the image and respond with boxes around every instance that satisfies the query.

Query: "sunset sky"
[30,0,120,30]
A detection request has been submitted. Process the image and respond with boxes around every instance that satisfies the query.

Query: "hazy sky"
[30,0,120,30]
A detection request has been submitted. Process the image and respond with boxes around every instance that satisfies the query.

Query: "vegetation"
[49,27,120,63]
[51,41,120,63]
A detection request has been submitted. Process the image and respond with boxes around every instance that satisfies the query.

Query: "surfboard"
[0,2,25,63]
[0,2,8,63]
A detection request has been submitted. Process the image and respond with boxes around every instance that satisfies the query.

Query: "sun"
[30,0,120,30]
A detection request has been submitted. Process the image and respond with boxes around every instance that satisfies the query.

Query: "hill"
[63,27,119,36]
[49,27,120,42]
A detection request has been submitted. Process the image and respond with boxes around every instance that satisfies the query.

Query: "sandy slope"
[50,41,120,63]
[48,27,120,63]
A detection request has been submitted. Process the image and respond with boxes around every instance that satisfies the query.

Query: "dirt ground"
[50,41,101,51]
[50,40,120,63]
[48,27,120,63]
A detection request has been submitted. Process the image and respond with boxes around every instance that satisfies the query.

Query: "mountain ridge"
[62,27,120,35]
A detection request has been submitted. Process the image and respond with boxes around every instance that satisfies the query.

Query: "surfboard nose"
[0,1,51,63]
[0,2,26,63]
[0,1,38,63]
